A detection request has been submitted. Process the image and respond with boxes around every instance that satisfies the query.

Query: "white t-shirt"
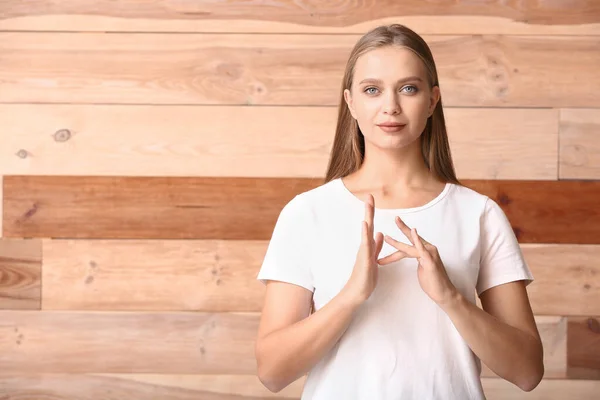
[257,177,534,400]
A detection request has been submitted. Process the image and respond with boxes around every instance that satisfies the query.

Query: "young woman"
[255,24,544,399]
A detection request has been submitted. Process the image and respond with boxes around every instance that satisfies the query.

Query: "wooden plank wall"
[0,1,599,398]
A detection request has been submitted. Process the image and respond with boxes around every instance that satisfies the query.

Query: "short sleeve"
[256,195,315,292]
[476,197,534,296]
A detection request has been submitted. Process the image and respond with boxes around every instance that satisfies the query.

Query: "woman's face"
[344,45,440,150]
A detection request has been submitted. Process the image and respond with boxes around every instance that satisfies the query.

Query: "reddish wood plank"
[0,239,41,309]
[1,0,598,33]
[567,317,600,380]
[463,180,600,245]
[0,34,598,108]
[4,176,600,243]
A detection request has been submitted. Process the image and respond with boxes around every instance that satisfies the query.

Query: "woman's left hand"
[377,216,458,306]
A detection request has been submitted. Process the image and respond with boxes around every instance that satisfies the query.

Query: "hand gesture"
[343,194,385,304]
[377,216,458,306]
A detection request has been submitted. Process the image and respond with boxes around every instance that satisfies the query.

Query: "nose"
[383,92,401,115]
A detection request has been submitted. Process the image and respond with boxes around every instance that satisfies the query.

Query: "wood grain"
[0,311,584,377]
[560,109,600,180]
[0,239,41,309]
[463,180,600,245]
[1,33,598,107]
[0,105,559,180]
[0,311,258,373]
[0,374,302,399]
[1,0,599,35]
[41,240,600,316]
[0,375,597,399]
[4,176,600,243]
[567,317,600,380]
[42,239,267,312]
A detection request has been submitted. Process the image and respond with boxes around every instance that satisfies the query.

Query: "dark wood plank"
[567,317,600,380]
[1,0,598,31]
[463,180,600,244]
[0,239,41,309]
[0,33,598,108]
[4,176,600,243]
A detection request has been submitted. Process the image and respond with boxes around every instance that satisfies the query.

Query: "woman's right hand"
[343,193,385,305]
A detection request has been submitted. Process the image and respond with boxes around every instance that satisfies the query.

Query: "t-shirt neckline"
[334,177,452,214]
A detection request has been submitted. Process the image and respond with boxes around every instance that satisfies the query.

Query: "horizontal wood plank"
[41,240,600,317]
[0,311,583,377]
[1,33,598,107]
[0,311,258,373]
[560,109,600,180]
[42,239,267,312]
[4,177,600,243]
[567,317,600,380]
[0,238,41,309]
[1,0,599,35]
[0,105,559,180]
[0,374,597,399]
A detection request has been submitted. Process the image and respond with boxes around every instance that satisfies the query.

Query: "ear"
[428,85,440,117]
[344,88,357,119]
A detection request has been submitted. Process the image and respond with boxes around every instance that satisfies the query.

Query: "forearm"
[256,288,361,392]
[440,292,544,391]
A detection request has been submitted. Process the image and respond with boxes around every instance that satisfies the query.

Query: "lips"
[377,123,406,127]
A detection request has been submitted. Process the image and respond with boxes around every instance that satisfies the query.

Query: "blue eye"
[364,87,379,95]
[402,85,418,94]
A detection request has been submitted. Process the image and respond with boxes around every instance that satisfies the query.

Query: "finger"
[374,231,384,257]
[377,250,408,265]
[394,216,415,244]
[384,235,419,257]
[361,220,370,249]
[412,228,426,255]
[364,194,374,237]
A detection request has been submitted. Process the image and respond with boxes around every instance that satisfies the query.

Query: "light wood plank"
[568,317,600,380]
[4,177,600,243]
[1,0,599,35]
[41,240,600,316]
[0,311,581,377]
[0,105,558,179]
[0,175,3,236]
[1,33,598,107]
[524,245,600,316]
[0,311,258,373]
[0,374,596,399]
[0,238,41,309]
[42,239,266,312]
[560,109,600,180]
[0,374,301,399]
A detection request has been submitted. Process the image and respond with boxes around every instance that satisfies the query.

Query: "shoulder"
[448,182,494,214]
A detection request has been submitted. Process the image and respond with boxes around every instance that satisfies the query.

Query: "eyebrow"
[358,76,423,85]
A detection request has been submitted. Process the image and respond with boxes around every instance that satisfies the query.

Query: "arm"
[439,280,544,391]
[255,281,361,393]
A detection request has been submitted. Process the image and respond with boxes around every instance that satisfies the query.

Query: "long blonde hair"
[323,24,461,186]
